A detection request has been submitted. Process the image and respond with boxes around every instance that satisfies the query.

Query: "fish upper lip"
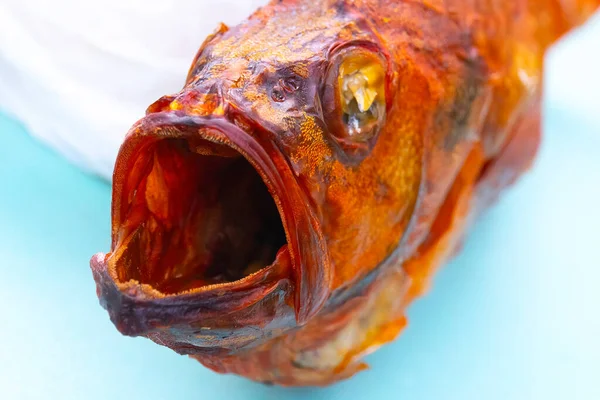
[91,111,332,338]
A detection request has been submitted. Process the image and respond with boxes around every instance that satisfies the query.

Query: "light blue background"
[1,20,600,400]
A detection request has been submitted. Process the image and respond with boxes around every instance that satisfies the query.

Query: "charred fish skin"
[91,0,600,386]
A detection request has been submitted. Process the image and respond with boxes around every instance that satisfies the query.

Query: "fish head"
[91,2,428,353]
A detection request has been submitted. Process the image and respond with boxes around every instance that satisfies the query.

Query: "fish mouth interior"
[113,134,288,294]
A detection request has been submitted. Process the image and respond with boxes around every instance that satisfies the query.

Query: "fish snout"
[91,108,333,353]
[146,83,228,118]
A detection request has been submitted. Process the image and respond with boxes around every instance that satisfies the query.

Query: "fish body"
[91,0,599,386]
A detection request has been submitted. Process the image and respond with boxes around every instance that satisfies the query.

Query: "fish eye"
[323,48,387,153]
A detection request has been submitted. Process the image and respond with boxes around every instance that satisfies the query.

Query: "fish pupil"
[343,98,382,140]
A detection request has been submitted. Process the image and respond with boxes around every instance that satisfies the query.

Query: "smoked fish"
[91,0,600,386]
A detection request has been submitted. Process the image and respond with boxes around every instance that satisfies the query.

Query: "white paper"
[0,0,267,179]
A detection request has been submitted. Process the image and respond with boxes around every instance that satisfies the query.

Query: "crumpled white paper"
[0,1,598,181]
[0,0,267,179]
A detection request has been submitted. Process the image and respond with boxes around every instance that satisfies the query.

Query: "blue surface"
[2,55,600,400]
[1,104,599,400]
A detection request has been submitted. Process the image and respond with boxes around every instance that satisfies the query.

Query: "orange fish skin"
[90,0,599,386]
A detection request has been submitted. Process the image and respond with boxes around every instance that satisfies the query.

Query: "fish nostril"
[271,86,286,102]
[280,76,301,93]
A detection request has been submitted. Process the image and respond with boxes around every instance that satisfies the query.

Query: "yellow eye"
[324,49,387,153]
[337,53,386,141]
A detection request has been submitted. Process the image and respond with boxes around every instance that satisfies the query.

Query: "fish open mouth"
[112,135,289,294]
[92,112,331,332]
